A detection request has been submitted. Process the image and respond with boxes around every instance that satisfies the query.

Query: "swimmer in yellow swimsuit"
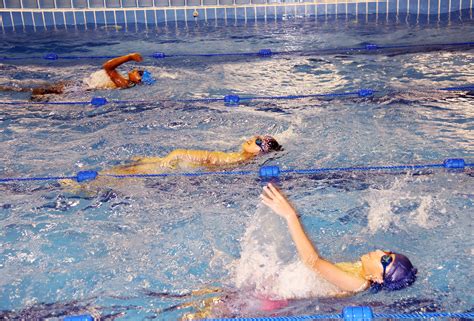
[104,135,282,175]
[0,53,152,99]
[261,183,417,293]
[61,135,282,191]
[179,183,417,320]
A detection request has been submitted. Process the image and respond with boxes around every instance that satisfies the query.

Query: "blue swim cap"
[141,70,156,85]
[378,253,417,291]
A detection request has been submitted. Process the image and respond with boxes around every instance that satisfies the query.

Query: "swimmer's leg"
[59,178,82,191]
[142,288,223,320]
[0,85,33,92]
[180,296,224,320]
[130,156,164,163]
[105,158,168,175]
[31,82,65,100]
[58,178,102,197]
[144,287,222,298]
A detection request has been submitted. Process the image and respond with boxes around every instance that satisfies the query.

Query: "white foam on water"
[232,204,341,299]
[365,175,443,233]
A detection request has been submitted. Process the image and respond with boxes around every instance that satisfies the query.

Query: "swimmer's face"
[128,69,142,84]
[242,136,264,154]
[361,250,395,284]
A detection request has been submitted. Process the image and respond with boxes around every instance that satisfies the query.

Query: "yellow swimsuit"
[60,149,254,191]
[107,149,253,175]
[336,261,370,293]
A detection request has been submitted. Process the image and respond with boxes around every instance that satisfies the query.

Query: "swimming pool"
[0,16,473,320]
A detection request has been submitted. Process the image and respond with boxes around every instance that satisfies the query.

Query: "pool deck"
[0,0,472,31]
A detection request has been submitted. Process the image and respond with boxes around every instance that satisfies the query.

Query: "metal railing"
[1,0,314,9]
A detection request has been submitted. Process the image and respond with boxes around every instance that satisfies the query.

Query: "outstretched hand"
[260,183,298,222]
[128,52,143,62]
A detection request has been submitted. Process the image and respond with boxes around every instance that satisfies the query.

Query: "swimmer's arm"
[164,149,243,166]
[141,149,241,168]
[130,150,216,169]
[261,183,367,292]
[206,151,245,166]
[160,149,212,166]
[0,85,32,92]
[288,218,368,292]
[103,53,143,88]
[131,156,163,163]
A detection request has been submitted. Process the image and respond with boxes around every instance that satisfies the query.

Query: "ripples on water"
[0,15,473,319]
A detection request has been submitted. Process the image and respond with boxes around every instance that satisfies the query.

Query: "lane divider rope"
[1,41,473,61]
[1,158,470,184]
[1,85,473,107]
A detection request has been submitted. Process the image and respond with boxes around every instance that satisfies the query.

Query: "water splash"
[365,174,443,233]
[233,204,341,299]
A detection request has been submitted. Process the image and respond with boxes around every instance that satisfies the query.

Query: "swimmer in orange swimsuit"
[105,135,282,175]
[0,53,153,99]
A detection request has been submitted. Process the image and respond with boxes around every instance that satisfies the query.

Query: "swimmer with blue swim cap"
[261,183,417,294]
[178,184,417,319]
[0,53,155,99]
[84,53,155,89]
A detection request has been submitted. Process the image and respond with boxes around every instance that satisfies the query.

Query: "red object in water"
[258,297,289,311]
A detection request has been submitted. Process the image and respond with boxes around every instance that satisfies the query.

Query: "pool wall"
[0,0,472,30]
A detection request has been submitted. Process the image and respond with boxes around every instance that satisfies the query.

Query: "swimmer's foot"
[30,94,49,102]
[59,178,81,190]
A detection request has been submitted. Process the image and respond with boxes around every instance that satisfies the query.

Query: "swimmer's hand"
[261,183,298,222]
[128,53,143,62]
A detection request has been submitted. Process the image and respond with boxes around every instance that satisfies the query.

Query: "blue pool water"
[0,16,473,320]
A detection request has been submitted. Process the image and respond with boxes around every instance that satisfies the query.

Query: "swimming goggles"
[381,252,393,280]
[255,137,264,152]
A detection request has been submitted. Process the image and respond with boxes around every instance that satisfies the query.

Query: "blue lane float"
[1,41,473,61]
[343,306,373,321]
[259,165,280,178]
[224,94,241,106]
[443,158,465,169]
[43,53,59,60]
[76,170,98,183]
[1,84,472,108]
[0,159,471,184]
[63,315,94,321]
[90,97,108,107]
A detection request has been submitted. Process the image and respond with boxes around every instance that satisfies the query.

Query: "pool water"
[0,15,473,320]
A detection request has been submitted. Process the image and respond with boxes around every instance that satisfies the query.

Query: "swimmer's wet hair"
[261,135,283,153]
